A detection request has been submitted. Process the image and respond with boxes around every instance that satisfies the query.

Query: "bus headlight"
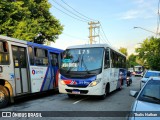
[89,78,101,87]
[60,80,66,85]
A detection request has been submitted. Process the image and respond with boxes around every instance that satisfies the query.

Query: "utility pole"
[88,21,100,44]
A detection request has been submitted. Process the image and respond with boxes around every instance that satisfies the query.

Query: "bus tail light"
[88,78,101,87]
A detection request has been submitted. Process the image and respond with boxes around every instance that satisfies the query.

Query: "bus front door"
[50,52,59,88]
[12,46,29,95]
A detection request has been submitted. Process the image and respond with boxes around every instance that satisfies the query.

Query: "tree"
[0,0,63,43]
[127,54,138,68]
[119,47,128,56]
[136,37,160,70]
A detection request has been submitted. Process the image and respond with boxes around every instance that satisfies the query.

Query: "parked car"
[140,70,160,89]
[128,77,160,120]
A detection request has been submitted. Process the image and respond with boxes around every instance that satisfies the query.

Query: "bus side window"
[104,49,110,68]
[0,41,9,65]
[123,56,126,68]
[34,48,48,66]
[110,50,114,68]
[0,41,8,52]
[0,42,4,52]
[28,46,34,65]
[50,53,58,66]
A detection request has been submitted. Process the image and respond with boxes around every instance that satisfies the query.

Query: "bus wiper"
[143,94,160,101]
[81,55,90,74]
[66,67,72,73]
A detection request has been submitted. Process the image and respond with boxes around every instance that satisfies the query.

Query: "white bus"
[0,35,63,108]
[134,65,144,76]
[59,44,126,99]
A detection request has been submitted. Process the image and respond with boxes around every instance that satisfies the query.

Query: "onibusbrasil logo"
[32,70,35,75]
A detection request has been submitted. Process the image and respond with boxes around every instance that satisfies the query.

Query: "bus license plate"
[72,90,80,94]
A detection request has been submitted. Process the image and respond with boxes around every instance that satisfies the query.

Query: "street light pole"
[134,26,159,35]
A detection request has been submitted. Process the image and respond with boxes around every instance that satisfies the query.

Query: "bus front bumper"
[58,82,104,96]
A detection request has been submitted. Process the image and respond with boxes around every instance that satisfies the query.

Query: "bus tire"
[100,84,109,100]
[0,85,9,108]
[67,94,75,98]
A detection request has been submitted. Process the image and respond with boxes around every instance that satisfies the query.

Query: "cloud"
[118,0,156,20]
[120,10,139,20]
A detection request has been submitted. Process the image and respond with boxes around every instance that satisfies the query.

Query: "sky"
[48,0,158,55]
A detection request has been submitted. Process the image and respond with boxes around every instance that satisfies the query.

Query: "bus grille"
[65,89,88,94]
[67,85,87,88]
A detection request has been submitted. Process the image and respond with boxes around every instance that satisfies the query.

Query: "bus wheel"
[100,84,109,100]
[0,85,9,108]
[67,94,75,98]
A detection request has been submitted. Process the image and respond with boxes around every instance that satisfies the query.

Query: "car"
[128,77,160,120]
[140,70,160,89]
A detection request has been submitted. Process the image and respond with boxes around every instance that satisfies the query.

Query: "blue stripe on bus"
[61,75,96,81]
[48,66,59,90]
[40,67,49,91]
[27,42,63,53]
[61,75,96,87]
[48,65,53,90]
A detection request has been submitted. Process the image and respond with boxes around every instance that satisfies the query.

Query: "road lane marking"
[73,97,88,104]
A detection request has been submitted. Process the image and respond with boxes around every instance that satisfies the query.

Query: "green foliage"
[119,47,128,56]
[136,37,160,70]
[0,0,63,43]
[127,54,138,68]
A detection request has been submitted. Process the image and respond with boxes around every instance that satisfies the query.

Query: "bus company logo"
[70,80,77,85]
[32,70,43,75]
[32,70,36,75]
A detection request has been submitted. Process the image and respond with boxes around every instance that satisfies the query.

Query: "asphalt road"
[0,76,141,120]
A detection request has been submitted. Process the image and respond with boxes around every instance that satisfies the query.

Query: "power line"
[63,32,88,41]
[52,0,89,22]
[92,27,108,44]
[52,0,111,45]
[99,34,107,44]
[52,4,87,23]
[99,31,108,44]
[61,0,97,22]
[99,23,112,45]
[93,27,111,45]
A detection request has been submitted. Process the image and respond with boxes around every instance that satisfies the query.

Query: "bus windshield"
[61,47,104,72]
